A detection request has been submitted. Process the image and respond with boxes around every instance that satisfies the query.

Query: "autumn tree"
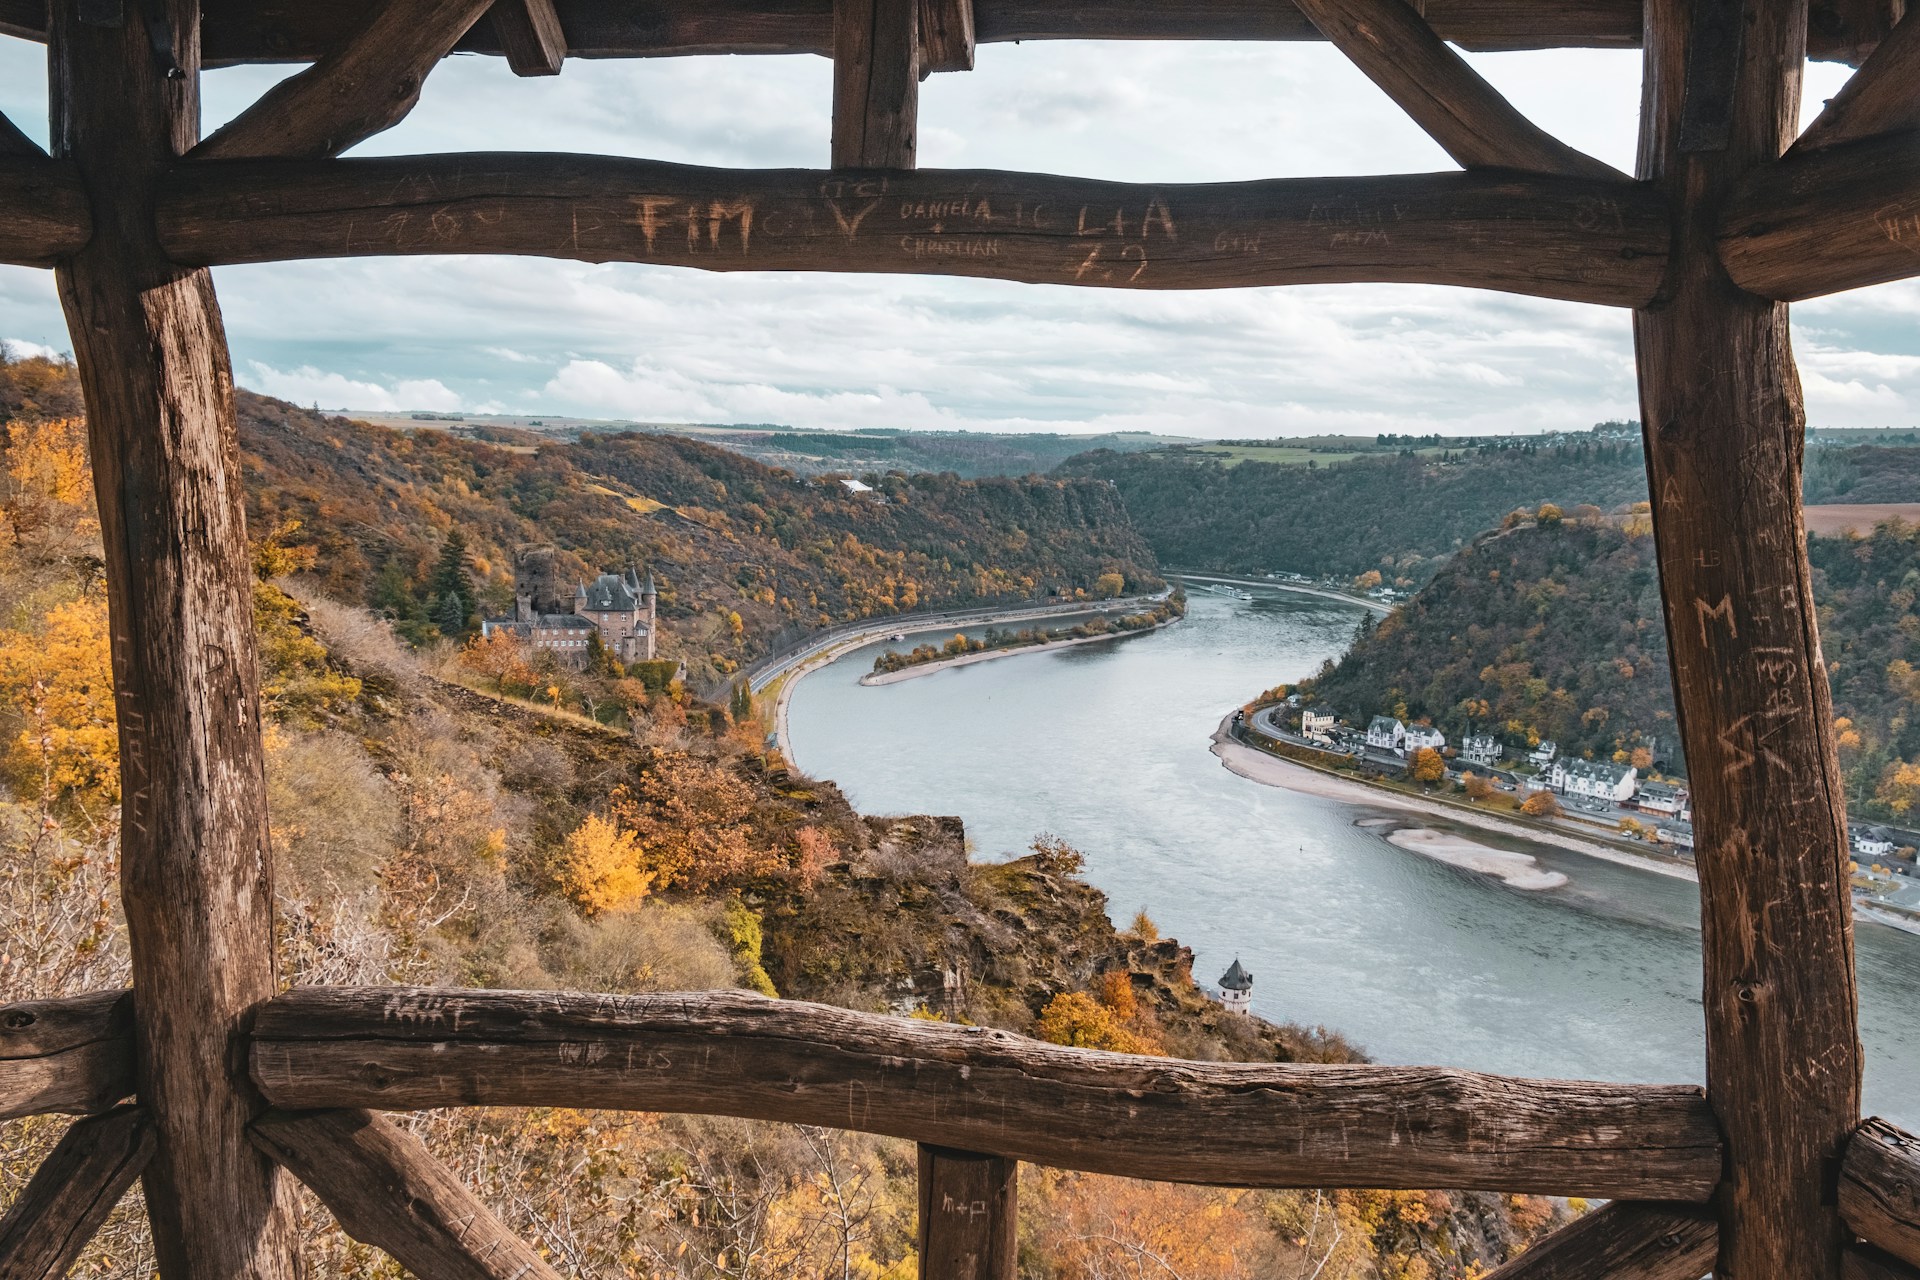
[1409,746,1445,785]
[1095,571,1125,599]
[1034,991,1162,1056]
[1463,773,1495,802]
[0,596,117,814]
[557,811,655,916]
[1536,502,1564,527]
[1,416,96,557]
[1521,790,1562,818]
[1351,569,1383,592]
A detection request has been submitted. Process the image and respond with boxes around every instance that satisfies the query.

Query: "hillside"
[1290,512,1920,821]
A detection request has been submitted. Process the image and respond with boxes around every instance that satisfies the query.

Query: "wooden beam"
[489,0,566,75]
[48,1,304,1276]
[1288,0,1623,179]
[1635,2,1860,1280]
[192,0,498,160]
[834,0,918,167]
[1850,1245,1920,1280]
[917,1146,1016,1280]
[0,157,90,268]
[1841,1118,1920,1270]
[0,109,43,158]
[918,0,973,73]
[1480,1202,1717,1280]
[0,0,1902,62]
[250,1109,563,1280]
[1808,0,1906,64]
[248,987,1724,1200]
[1794,4,1920,149]
[153,154,1670,307]
[0,1106,154,1280]
[0,991,133,1122]
[1720,130,1920,301]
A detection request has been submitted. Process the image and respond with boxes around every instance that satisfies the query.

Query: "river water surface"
[786,591,1920,1126]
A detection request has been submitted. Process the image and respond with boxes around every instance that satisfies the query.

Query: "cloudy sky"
[0,35,1910,436]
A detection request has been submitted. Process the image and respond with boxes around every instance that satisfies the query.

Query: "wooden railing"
[5,984,1919,1280]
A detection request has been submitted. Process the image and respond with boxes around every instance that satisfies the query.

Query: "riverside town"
[6,2,1920,1279]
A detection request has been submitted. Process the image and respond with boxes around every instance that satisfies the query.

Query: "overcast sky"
[0,36,1908,436]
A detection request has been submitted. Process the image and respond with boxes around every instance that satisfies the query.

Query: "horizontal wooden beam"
[1795,6,1920,151]
[1289,0,1623,179]
[1481,1202,1718,1280]
[251,1109,563,1280]
[1842,1118,1920,1270]
[0,1106,154,1280]
[152,153,1670,306]
[1719,130,1920,300]
[193,0,499,160]
[0,991,134,1122]
[1850,1245,1920,1280]
[250,987,1724,1199]
[0,0,1896,63]
[0,157,91,268]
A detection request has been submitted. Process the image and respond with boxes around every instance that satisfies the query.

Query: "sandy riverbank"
[859,618,1177,686]
[1210,720,1700,884]
[1384,828,1570,891]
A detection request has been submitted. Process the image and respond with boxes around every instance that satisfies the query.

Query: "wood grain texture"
[1841,1118,1920,1269]
[0,1106,154,1280]
[1481,1202,1717,1280]
[193,0,497,160]
[833,0,918,167]
[1288,0,1622,178]
[250,1109,562,1280]
[0,156,89,267]
[48,2,304,1276]
[1635,1,1861,1278]
[917,0,973,71]
[249,986,1724,1199]
[154,154,1669,306]
[1794,5,1920,149]
[1850,1245,1920,1280]
[489,0,567,74]
[917,1146,1016,1280]
[1720,130,1920,300]
[0,991,134,1122]
[0,0,1898,60]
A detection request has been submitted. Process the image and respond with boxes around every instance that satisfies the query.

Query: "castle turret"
[1218,957,1253,1014]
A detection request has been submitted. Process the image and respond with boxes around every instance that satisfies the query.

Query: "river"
[785,589,1920,1127]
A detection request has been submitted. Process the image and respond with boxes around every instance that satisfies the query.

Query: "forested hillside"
[1058,441,1652,584]
[1292,510,1920,821]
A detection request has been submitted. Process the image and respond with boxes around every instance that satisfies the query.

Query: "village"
[1241,696,1920,923]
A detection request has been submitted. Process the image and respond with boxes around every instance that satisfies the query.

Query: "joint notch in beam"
[918,0,974,74]
[834,0,919,168]
[490,0,565,75]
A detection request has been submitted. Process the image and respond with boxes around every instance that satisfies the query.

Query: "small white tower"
[1218,957,1253,1015]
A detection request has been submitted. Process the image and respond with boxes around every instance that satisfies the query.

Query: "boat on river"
[1197,582,1254,601]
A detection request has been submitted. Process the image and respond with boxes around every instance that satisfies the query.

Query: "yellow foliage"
[1876,760,1920,816]
[2,417,97,555]
[556,811,655,917]
[0,594,118,812]
[1521,790,1562,818]
[1034,990,1163,1056]
[1409,746,1445,784]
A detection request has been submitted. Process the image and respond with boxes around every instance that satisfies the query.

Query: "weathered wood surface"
[1720,131,1920,300]
[250,986,1724,1199]
[1635,1,1862,1279]
[1850,1245,1920,1280]
[0,157,89,267]
[833,0,918,168]
[917,1146,1016,1280]
[193,0,497,160]
[1795,6,1920,149]
[154,154,1669,305]
[49,1,303,1275]
[0,110,41,158]
[250,1109,563,1280]
[0,1106,154,1280]
[490,0,568,74]
[1288,0,1622,179]
[0,0,1896,61]
[917,0,973,72]
[0,991,134,1122]
[1841,1118,1920,1270]
[1480,1202,1717,1280]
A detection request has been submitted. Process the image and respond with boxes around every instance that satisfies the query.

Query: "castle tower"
[642,570,657,660]
[1218,957,1253,1015]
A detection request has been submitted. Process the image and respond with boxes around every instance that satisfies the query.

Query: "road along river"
[784,589,1920,1126]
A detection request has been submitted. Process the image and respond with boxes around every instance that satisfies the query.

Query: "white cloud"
[241,361,462,412]
[2,337,61,362]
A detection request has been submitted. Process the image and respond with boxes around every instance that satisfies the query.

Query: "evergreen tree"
[434,590,469,637]
[428,530,476,624]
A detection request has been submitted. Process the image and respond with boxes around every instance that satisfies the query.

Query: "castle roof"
[1219,958,1253,992]
[577,570,643,613]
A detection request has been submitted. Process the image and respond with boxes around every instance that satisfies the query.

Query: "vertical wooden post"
[1635,1,1862,1278]
[917,1145,1016,1280]
[48,1,302,1276]
[832,0,918,168]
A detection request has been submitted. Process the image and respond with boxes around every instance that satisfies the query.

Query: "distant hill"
[670,426,1179,479]
[1290,513,1920,820]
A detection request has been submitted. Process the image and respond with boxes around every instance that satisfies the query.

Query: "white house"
[1404,724,1446,754]
[1366,716,1407,754]
[1301,707,1337,743]
[1528,740,1558,767]
[1634,780,1689,816]
[1854,826,1897,860]
[1461,734,1502,766]
[1549,757,1638,802]
[1218,958,1253,1015]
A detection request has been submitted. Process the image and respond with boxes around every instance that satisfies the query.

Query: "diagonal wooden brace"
[0,1105,154,1280]
[1480,1201,1718,1279]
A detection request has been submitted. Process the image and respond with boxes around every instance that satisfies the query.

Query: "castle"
[481,548,658,665]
